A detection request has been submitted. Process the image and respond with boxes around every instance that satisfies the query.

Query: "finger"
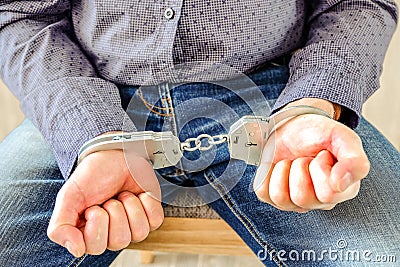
[337,181,361,202]
[254,162,275,203]
[83,205,109,255]
[47,181,86,258]
[102,199,132,251]
[138,192,164,231]
[329,125,370,192]
[118,192,150,242]
[289,157,320,211]
[310,150,362,204]
[330,158,369,193]
[254,162,273,191]
[309,150,336,204]
[320,184,360,210]
[269,159,299,211]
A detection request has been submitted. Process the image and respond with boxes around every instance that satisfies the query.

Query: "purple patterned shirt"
[0,1,397,178]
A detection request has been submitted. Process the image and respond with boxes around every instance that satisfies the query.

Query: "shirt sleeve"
[273,0,398,128]
[0,1,136,178]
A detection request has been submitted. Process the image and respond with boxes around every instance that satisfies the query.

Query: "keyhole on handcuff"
[245,142,257,147]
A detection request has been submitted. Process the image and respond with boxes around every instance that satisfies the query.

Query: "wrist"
[284,98,341,120]
[78,131,127,165]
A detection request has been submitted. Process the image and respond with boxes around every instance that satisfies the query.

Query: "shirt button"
[164,8,175,20]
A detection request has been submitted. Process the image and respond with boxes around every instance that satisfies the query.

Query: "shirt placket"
[151,0,183,84]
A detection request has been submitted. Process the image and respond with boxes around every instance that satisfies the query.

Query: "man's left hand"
[254,102,370,212]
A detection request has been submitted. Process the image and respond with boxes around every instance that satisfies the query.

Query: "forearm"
[273,0,398,128]
[0,1,136,178]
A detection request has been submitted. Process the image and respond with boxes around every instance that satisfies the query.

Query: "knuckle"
[92,205,109,218]
[129,215,151,242]
[290,192,310,208]
[108,237,131,251]
[86,246,106,256]
[255,191,270,203]
[150,212,164,231]
[316,191,334,204]
[118,191,136,203]
[131,226,150,242]
[347,181,361,200]
[103,199,121,210]
[55,187,68,204]
[360,158,371,177]
[270,190,291,207]
[46,227,56,241]
[255,184,271,203]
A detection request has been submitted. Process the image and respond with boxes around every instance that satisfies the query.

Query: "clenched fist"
[254,102,370,213]
[47,150,164,257]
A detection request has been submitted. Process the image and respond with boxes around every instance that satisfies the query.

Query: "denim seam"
[160,83,187,176]
[203,169,286,267]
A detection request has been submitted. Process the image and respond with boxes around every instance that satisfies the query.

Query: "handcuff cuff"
[77,105,332,168]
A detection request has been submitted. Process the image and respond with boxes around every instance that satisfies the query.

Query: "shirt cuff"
[21,77,136,179]
[50,103,136,179]
[272,69,362,129]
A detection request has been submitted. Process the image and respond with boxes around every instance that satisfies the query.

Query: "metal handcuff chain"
[180,134,230,152]
[77,105,332,168]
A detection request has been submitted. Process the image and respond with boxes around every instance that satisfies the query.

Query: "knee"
[0,120,62,181]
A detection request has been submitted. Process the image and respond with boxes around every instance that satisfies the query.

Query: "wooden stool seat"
[127,217,252,256]
[126,192,253,263]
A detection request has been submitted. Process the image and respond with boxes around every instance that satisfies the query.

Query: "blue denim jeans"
[1,65,399,266]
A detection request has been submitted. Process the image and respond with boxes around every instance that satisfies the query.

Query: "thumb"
[329,125,370,192]
[47,180,86,257]
[124,153,162,201]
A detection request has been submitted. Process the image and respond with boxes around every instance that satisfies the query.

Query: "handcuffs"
[78,105,332,168]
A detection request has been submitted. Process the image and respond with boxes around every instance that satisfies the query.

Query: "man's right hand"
[47,150,164,257]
